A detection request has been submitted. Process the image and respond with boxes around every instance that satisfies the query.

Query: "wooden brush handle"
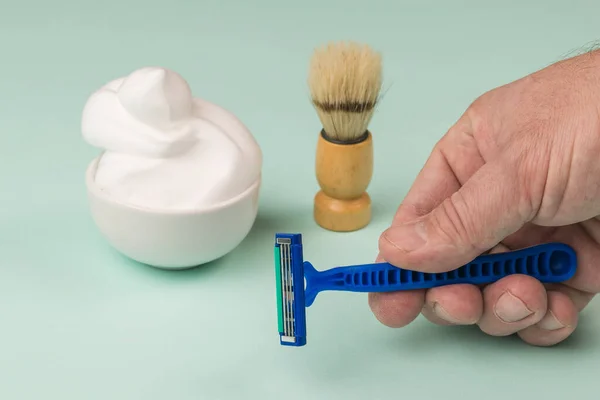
[314,130,373,232]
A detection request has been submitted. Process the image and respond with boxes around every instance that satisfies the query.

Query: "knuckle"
[477,323,508,337]
[429,192,478,250]
[465,91,496,137]
[468,89,494,115]
[368,292,425,328]
[368,294,400,327]
[506,141,548,221]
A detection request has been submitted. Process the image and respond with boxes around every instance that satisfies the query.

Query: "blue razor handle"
[274,233,576,347]
[303,242,576,307]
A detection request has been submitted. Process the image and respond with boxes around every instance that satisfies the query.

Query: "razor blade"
[274,232,577,347]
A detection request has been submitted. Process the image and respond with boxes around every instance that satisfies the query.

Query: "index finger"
[388,115,484,233]
[369,115,485,327]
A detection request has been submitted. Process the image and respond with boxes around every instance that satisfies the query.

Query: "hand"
[369,50,600,346]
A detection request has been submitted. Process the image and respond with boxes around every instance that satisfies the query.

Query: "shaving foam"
[81,67,262,210]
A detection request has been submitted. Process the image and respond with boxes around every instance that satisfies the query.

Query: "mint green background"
[1,0,599,399]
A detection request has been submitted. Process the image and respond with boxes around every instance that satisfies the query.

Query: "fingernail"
[382,221,427,252]
[432,302,462,324]
[538,311,566,330]
[494,291,534,323]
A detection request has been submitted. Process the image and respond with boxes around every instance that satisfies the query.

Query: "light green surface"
[1,0,599,398]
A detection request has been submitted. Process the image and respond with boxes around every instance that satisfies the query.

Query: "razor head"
[274,233,307,346]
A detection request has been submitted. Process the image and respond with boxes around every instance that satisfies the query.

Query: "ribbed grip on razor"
[303,243,576,306]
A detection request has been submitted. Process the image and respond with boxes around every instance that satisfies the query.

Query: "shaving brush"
[308,41,383,232]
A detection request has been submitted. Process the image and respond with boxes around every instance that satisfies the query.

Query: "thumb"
[379,158,533,272]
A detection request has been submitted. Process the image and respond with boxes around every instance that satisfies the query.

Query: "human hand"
[369,50,600,346]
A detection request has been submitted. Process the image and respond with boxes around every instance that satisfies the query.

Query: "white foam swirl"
[81,67,262,210]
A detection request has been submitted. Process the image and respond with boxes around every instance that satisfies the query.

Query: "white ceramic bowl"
[85,156,261,269]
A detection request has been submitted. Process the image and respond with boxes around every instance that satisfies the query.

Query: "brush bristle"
[308,41,383,143]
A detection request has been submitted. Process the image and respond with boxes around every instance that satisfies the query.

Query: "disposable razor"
[273,232,577,347]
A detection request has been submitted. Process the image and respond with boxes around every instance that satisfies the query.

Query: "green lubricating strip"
[274,246,284,332]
